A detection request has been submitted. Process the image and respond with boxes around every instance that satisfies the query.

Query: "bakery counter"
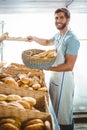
[0,62,60,130]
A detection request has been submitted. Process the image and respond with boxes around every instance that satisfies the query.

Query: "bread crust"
[44,120,51,130]
[24,123,44,130]
[6,94,21,101]
[25,119,43,126]
[22,97,36,106]
[0,94,7,101]
[0,123,19,130]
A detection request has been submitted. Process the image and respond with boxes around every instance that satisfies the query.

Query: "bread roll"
[17,100,31,109]
[44,120,52,130]
[20,77,29,84]
[24,123,44,130]
[0,101,8,106]
[20,84,29,88]
[6,94,21,101]
[38,87,47,92]
[8,102,25,110]
[0,118,21,128]
[17,80,23,86]
[0,94,7,101]
[0,122,19,130]
[28,78,34,87]
[25,119,43,126]
[22,97,36,106]
[3,77,18,87]
[0,73,11,79]
[28,87,33,90]
[32,83,41,90]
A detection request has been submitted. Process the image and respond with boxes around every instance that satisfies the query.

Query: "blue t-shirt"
[52,30,80,55]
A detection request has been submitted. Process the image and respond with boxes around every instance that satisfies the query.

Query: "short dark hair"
[55,8,70,18]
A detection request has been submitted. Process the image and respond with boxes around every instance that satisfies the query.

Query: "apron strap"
[57,72,65,116]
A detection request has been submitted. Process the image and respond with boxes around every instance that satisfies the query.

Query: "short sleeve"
[66,37,80,55]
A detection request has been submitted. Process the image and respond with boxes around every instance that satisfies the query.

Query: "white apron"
[49,34,74,125]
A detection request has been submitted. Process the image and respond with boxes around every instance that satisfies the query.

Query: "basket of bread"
[22,49,56,69]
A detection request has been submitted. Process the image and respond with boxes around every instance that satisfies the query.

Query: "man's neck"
[60,27,68,35]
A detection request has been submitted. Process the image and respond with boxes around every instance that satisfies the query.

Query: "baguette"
[32,50,56,58]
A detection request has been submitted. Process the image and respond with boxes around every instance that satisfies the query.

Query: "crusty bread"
[22,97,36,106]
[0,118,21,129]
[6,94,21,101]
[32,50,56,59]
[24,123,44,130]
[0,122,19,130]
[44,120,52,130]
[3,77,18,87]
[32,83,41,90]
[0,94,7,101]
[25,119,43,126]
[17,100,31,109]
[8,101,25,110]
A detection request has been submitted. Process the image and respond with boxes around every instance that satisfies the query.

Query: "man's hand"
[0,32,9,42]
[27,36,33,42]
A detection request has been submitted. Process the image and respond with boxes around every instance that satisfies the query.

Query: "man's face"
[54,12,70,30]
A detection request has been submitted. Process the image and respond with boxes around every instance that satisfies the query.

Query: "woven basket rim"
[22,49,56,60]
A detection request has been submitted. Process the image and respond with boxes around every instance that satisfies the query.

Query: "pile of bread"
[0,63,53,130]
[0,94,37,110]
[32,49,56,59]
[0,63,47,92]
[0,117,21,130]
[0,117,52,130]
[22,118,51,130]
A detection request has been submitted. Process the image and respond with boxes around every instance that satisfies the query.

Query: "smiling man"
[27,8,80,130]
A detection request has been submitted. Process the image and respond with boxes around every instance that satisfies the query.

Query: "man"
[27,8,80,130]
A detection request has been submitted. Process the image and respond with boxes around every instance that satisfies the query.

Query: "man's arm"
[27,36,53,46]
[46,54,77,72]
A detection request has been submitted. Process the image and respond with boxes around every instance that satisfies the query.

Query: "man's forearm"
[33,36,52,46]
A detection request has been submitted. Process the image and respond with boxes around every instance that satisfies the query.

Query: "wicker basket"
[22,49,56,70]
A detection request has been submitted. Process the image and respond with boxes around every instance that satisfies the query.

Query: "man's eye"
[60,16,64,19]
[55,17,58,20]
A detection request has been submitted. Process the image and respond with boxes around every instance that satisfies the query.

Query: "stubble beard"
[56,22,67,30]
